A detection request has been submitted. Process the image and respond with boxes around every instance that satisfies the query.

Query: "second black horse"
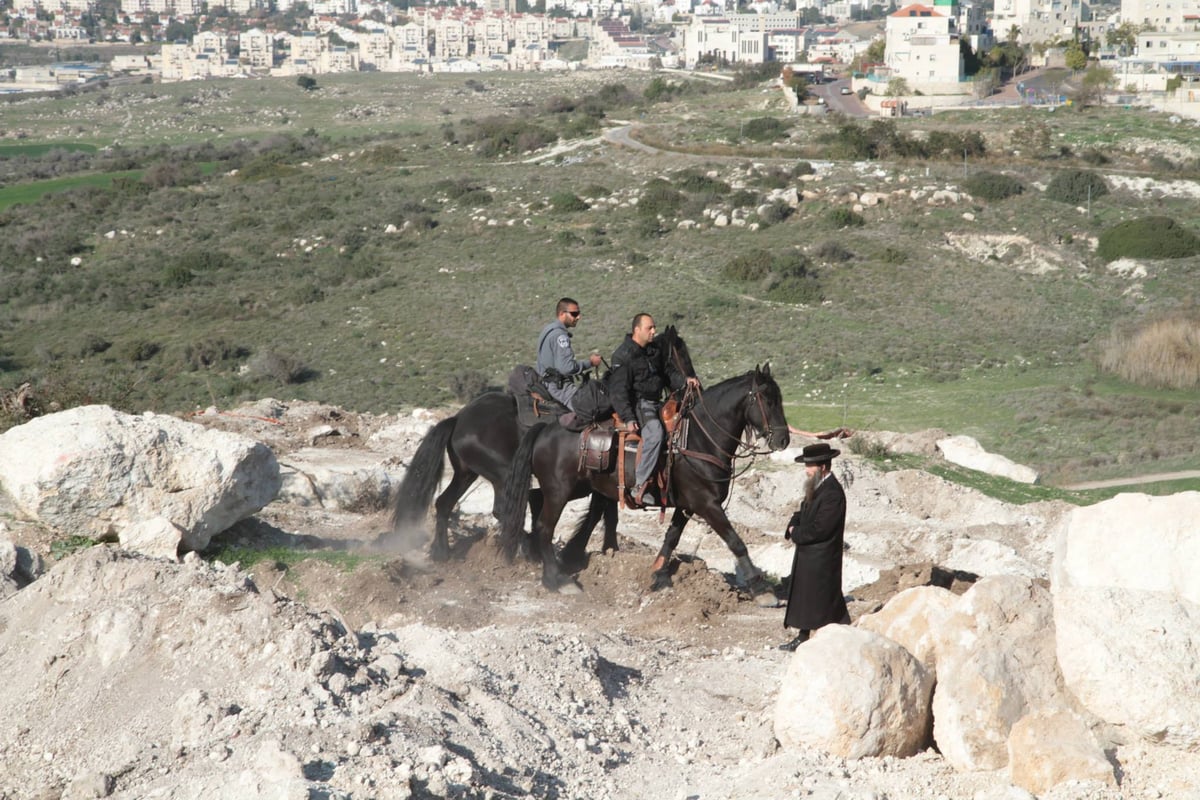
[496,363,791,591]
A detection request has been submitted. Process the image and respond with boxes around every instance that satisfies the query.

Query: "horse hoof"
[650,570,672,592]
[556,581,583,595]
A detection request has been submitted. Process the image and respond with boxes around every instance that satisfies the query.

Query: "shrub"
[792,161,815,177]
[812,240,854,262]
[73,333,112,359]
[729,189,759,208]
[755,201,793,226]
[550,192,590,213]
[741,117,790,142]
[120,339,161,362]
[637,180,685,217]
[1096,217,1200,262]
[674,170,730,195]
[1045,169,1109,204]
[963,171,1024,201]
[583,184,611,197]
[722,249,774,282]
[246,349,312,384]
[1099,314,1200,389]
[765,273,821,304]
[182,339,248,370]
[828,207,865,228]
[1080,148,1110,166]
[555,231,584,246]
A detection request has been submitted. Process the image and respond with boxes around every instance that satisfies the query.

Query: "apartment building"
[884,3,962,84]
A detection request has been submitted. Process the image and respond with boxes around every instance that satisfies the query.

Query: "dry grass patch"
[1099,314,1200,389]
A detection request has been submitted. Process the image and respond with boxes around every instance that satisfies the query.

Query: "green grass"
[205,543,374,572]
[0,142,99,157]
[857,451,1200,506]
[0,169,143,210]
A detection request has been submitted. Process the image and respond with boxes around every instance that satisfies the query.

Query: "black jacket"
[608,334,687,422]
[784,473,849,631]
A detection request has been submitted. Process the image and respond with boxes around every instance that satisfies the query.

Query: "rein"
[676,374,777,471]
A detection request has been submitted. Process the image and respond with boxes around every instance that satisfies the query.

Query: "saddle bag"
[579,427,615,472]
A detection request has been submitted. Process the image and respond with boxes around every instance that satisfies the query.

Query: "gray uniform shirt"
[536,320,590,384]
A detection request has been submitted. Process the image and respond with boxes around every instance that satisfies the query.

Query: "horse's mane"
[698,369,762,403]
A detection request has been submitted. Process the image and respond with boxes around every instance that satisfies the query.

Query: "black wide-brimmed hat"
[794,442,841,464]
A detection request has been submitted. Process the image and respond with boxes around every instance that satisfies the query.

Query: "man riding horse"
[609,313,700,509]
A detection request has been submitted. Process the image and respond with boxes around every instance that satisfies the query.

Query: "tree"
[1105,22,1138,57]
[1064,40,1087,71]
[296,75,318,91]
[885,77,910,96]
[1075,65,1113,107]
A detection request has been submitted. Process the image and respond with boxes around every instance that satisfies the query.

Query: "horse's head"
[655,325,695,379]
[747,363,790,451]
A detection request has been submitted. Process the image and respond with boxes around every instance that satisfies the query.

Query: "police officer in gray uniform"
[536,297,601,409]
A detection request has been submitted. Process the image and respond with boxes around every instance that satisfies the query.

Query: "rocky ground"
[1,400,1197,800]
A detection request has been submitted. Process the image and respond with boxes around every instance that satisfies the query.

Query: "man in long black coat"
[779,442,850,651]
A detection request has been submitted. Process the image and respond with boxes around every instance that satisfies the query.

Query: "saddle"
[573,400,689,513]
[506,364,569,431]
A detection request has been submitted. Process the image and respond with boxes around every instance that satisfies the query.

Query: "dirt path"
[1060,470,1200,490]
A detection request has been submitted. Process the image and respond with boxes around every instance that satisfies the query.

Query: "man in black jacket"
[609,313,699,507]
[779,442,850,651]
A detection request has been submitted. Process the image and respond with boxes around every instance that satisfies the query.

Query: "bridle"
[678,372,779,468]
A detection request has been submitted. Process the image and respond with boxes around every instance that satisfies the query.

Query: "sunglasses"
[566,310,581,318]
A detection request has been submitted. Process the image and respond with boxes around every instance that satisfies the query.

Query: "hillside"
[1,70,1199,483]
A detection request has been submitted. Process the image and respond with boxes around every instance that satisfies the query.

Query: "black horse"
[496,363,791,591]
[380,390,618,565]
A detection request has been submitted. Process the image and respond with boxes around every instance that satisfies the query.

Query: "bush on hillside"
[246,349,313,385]
[812,240,854,262]
[828,207,865,228]
[1099,314,1200,389]
[741,117,790,142]
[674,170,730,195]
[756,201,794,226]
[722,249,774,282]
[1045,169,1109,204]
[637,180,685,217]
[963,171,1024,201]
[550,192,590,213]
[1096,216,1200,262]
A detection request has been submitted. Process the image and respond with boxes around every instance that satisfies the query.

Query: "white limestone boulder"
[930,575,1067,771]
[937,435,1039,484]
[774,625,933,759]
[855,585,959,673]
[1052,492,1200,749]
[276,448,403,511]
[1007,708,1116,795]
[0,405,280,555]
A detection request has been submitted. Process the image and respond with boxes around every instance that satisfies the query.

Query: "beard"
[802,470,822,506]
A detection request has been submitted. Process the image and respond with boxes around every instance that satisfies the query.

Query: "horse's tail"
[389,416,456,530]
[497,422,548,561]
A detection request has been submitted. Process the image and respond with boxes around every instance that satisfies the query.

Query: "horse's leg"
[560,492,606,572]
[536,497,572,592]
[522,486,545,563]
[600,495,619,554]
[650,508,692,591]
[689,498,769,594]
[431,467,478,561]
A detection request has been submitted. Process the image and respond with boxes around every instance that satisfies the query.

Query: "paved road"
[1061,470,1200,490]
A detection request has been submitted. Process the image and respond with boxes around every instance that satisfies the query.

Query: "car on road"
[840,86,853,95]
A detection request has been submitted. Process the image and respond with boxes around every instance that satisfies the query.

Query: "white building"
[1120,0,1200,33]
[991,0,1083,43]
[884,3,963,86]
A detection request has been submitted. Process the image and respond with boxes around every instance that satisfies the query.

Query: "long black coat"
[783,473,849,631]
